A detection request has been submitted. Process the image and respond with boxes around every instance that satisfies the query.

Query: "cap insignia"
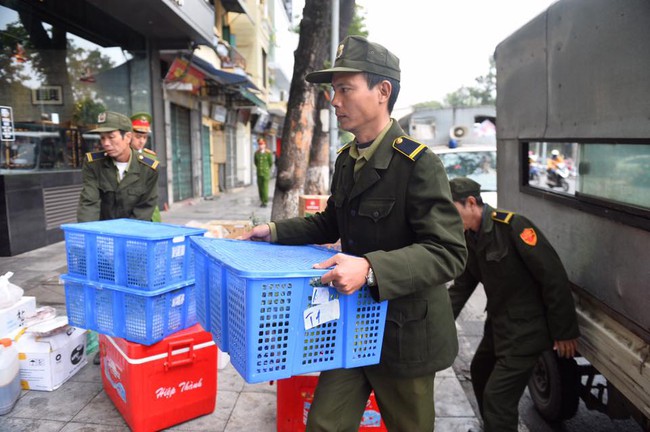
[97,112,106,123]
[336,43,344,59]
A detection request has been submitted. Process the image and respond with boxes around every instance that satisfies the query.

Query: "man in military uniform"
[447,177,580,432]
[130,112,161,222]
[77,111,159,222]
[243,36,467,431]
[254,137,274,207]
[130,112,155,154]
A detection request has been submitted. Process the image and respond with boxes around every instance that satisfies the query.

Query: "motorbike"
[546,162,570,191]
[529,162,542,185]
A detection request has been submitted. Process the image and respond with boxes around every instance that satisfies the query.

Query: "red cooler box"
[277,374,387,431]
[99,324,217,432]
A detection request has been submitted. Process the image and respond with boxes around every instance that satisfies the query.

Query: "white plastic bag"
[0,272,24,309]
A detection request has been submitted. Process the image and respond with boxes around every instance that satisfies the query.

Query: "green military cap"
[449,177,482,201]
[88,111,132,133]
[305,35,400,83]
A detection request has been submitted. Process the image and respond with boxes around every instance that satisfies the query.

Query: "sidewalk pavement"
[0,180,480,432]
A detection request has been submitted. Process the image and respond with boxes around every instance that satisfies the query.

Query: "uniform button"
[395,137,403,144]
[350,209,356,217]
[372,211,379,218]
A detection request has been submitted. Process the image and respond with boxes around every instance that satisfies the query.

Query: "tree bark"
[304,0,356,196]
[271,0,330,220]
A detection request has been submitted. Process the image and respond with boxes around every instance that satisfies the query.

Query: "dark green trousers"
[306,367,436,432]
[257,175,269,204]
[471,332,538,432]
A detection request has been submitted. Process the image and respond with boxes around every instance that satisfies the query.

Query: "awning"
[221,0,249,15]
[239,88,266,109]
[191,56,259,92]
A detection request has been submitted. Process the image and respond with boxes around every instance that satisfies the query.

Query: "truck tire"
[528,350,580,421]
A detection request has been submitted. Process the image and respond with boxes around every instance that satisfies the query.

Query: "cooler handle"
[164,338,196,370]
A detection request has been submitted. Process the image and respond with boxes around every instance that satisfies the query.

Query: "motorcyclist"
[546,150,564,184]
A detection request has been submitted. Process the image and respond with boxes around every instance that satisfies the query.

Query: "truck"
[494,0,649,429]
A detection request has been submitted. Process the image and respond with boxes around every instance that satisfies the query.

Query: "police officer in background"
[130,112,156,155]
[77,111,159,222]
[243,35,467,431]
[130,112,161,222]
[254,137,274,207]
[447,177,580,432]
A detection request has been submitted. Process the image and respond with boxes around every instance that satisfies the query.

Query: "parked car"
[432,145,498,207]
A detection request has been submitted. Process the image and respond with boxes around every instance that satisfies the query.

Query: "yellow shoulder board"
[137,154,159,171]
[143,148,157,157]
[392,136,427,161]
[85,151,107,162]
[336,143,351,154]
[491,210,514,224]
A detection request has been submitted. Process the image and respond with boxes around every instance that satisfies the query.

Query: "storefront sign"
[31,86,63,105]
[1,106,15,141]
[164,58,205,95]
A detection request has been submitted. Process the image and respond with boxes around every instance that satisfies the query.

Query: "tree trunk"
[271,0,330,220]
[304,0,356,196]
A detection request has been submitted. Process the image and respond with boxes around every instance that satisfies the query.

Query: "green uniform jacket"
[254,149,274,179]
[274,121,468,378]
[448,206,580,357]
[77,149,159,222]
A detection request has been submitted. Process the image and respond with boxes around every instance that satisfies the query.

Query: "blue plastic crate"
[61,274,197,345]
[190,237,388,384]
[62,219,206,291]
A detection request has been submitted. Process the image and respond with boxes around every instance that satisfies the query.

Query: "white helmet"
[551,149,560,156]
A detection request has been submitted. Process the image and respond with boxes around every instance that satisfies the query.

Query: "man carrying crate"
[243,36,467,432]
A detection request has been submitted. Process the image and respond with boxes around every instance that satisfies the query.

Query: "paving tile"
[166,389,237,432]
[435,376,476,418]
[9,381,103,422]
[71,388,126,427]
[434,417,482,431]
[59,422,130,432]
[0,418,66,432]
[224,391,276,432]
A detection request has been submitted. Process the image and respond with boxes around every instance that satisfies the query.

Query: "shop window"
[0,4,150,172]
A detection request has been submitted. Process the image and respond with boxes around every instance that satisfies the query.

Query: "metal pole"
[329,0,339,156]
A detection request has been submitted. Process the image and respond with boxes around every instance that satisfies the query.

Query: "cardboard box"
[0,296,36,337]
[185,219,252,239]
[205,220,253,239]
[14,325,87,391]
[299,195,329,217]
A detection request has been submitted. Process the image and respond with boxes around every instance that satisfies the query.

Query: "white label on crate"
[311,287,331,305]
[171,244,186,258]
[171,293,185,307]
[303,299,340,330]
[172,235,185,243]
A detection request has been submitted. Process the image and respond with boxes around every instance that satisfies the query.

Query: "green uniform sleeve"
[77,159,101,222]
[510,216,580,340]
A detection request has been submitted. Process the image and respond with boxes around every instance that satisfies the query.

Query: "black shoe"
[261,203,267,207]
[93,352,100,365]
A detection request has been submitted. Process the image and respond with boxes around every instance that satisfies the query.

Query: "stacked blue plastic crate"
[191,237,388,383]
[60,219,207,345]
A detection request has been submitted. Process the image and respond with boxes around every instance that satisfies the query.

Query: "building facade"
[0,0,291,255]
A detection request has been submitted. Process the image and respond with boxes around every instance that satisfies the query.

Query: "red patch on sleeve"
[520,228,537,246]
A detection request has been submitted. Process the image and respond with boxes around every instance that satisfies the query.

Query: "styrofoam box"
[190,238,388,384]
[62,219,206,291]
[0,296,36,337]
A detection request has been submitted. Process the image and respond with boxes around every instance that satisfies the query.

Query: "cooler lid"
[105,324,215,364]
